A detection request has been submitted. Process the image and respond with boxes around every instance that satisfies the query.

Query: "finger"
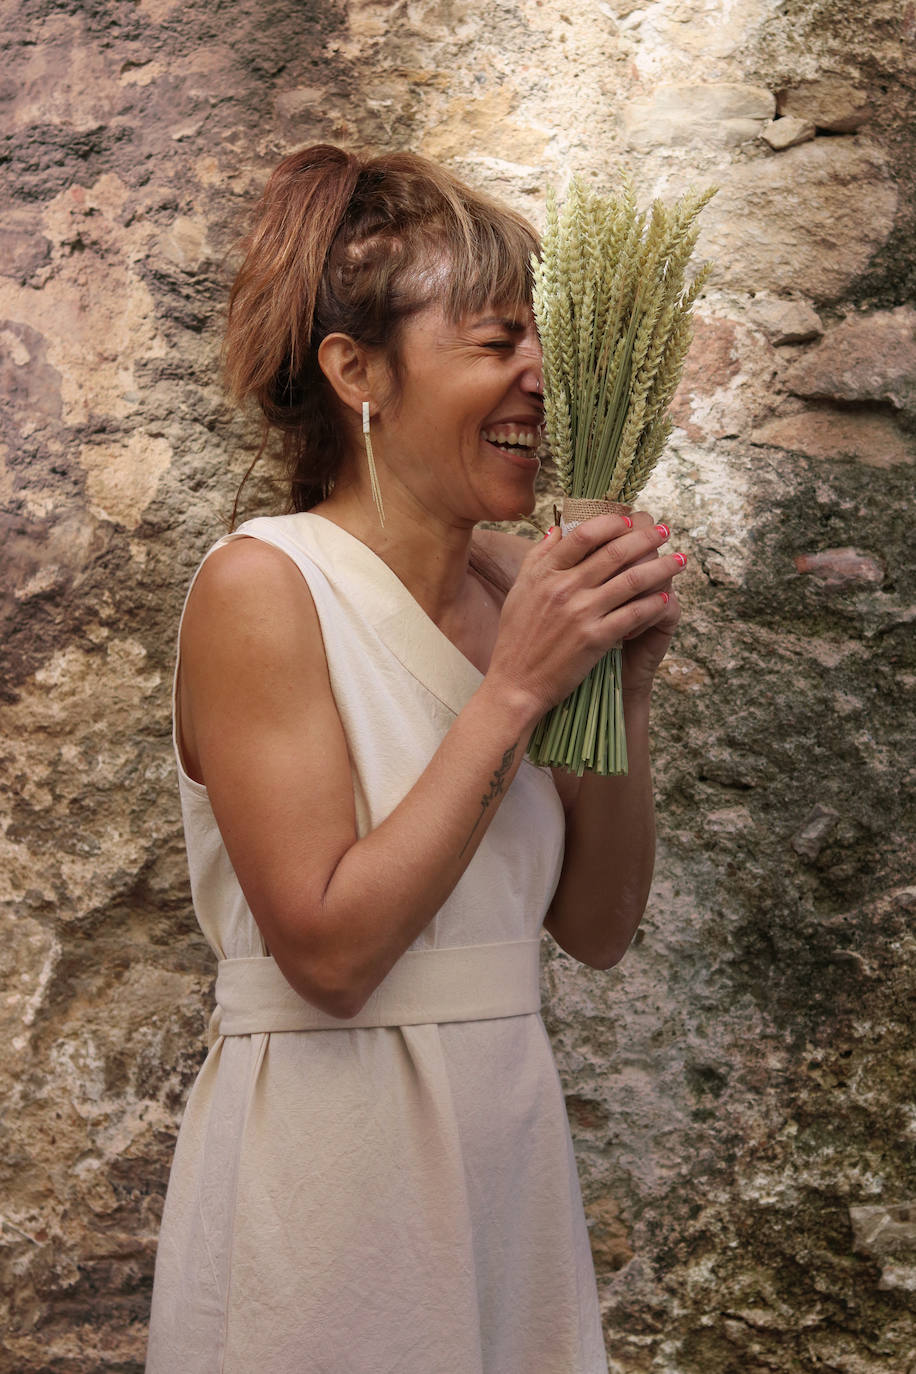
[546,512,637,570]
[624,568,682,637]
[602,584,677,643]
[587,550,687,613]
[526,522,561,558]
[576,523,673,588]
[655,585,681,632]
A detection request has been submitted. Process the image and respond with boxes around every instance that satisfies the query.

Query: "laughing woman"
[146,145,686,1374]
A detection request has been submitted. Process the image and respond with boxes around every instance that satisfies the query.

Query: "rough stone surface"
[1,0,914,1371]
[783,306,916,417]
[778,77,871,133]
[746,295,824,345]
[850,1201,916,1293]
[794,547,886,587]
[760,114,816,150]
[792,803,841,860]
[696,139,899,300]
[752,408,916,468]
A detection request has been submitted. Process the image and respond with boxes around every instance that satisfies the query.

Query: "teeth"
[484,429,539,448]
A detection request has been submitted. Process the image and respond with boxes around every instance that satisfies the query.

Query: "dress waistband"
[211,939,542,1038]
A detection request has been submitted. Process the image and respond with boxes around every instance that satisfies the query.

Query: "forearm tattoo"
[459,741,519,858]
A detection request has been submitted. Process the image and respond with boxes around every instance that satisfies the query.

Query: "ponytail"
[225,146,360,406]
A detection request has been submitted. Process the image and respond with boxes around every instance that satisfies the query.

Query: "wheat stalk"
[529,176,715,776]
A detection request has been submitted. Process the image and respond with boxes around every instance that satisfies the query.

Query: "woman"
[147,145,685,1374]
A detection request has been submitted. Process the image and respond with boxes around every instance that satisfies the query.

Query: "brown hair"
[224,144,539,514]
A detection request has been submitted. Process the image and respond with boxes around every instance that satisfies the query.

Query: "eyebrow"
[467,315,527,333]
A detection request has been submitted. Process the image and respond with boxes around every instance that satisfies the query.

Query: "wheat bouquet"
[527,177,714,776]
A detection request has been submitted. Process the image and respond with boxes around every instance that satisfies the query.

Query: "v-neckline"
[300,512,486,718]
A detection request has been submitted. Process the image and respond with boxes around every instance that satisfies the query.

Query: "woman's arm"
[544,689,656,968]
[179,514,681,1016]
[179,538,537,1019]
[484,516,680,970]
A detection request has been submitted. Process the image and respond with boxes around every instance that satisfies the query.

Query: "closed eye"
[483,340,514,351]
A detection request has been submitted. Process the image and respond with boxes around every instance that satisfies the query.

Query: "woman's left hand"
[617,510,683,697]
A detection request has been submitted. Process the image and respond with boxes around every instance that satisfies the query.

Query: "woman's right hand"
[486,511,684,717]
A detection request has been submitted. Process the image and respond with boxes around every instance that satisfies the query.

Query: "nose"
[518,327,544,399]
[524,367,544,403]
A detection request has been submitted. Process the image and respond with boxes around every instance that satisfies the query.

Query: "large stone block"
[669,313,780,442]
[777,78,870,133]
[746,296,823,345]
[751,409,915,468]
[782,307,916,417]
[794,547,886,587]
[760,115,816,151]
[624,81,775,149]
[698,139,898,299]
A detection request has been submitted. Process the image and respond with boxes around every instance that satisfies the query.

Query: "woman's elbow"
[310,985,371,1021]
[544,904,644,970]
[583,944,628,971]
[278,956,375,1021]
[264,913,379,1022]
[295,939,384,1018]
[567,934,632,971]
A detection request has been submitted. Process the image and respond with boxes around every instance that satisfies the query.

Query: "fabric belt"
[212,939,542,1037]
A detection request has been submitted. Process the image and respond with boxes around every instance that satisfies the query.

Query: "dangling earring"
[362,401,386,527]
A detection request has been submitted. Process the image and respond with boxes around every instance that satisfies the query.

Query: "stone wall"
[1,0,914,1370]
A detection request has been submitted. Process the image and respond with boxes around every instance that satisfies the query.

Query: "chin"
[478,481,538,524]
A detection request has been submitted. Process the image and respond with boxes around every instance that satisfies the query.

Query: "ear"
[317,333,378,418]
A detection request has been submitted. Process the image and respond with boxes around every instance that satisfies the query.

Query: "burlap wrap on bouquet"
[557,498,632,650]
[558,498,631,534]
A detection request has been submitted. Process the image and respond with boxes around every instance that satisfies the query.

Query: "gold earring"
[362,401,386,527]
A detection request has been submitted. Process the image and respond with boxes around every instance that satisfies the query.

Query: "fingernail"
[655,523,670,540]
[622,515,633,529]
[673,551,687,567]
[543,526,556,539]
[660,591,670,604]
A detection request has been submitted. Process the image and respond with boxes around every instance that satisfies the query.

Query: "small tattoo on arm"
[459,741,519,858]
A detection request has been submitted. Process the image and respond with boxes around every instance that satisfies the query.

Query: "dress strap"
[211,939,541,1038]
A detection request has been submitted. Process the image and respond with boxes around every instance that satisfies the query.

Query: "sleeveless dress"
[146,512,609,1374]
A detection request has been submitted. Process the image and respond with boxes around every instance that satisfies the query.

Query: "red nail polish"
[673,551,687,567]
[543,526,555,539]
[660,591,670,604]
[622,515,633,529]
[655,523,670,540]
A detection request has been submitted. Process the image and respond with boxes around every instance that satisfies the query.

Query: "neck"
[314,477,477,626]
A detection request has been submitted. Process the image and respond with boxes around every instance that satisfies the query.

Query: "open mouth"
[482,427,541,462]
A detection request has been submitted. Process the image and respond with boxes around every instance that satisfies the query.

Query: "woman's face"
[376,300,544,525]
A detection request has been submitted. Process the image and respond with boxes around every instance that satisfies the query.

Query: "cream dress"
[146,512,608,1374]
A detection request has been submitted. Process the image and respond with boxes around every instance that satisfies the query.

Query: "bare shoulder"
[185,536,314,633]
[178,535,334,784]
[473,526,540,586]
[189,534,308,603]
[181,534,325,681]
